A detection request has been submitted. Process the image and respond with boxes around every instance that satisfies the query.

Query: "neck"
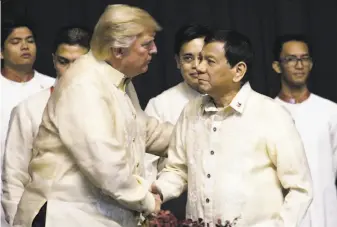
[1,65,34,82]
[279,81,310,103]
[212,89,239,108]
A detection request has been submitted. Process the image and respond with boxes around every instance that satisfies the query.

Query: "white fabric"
[11,52,172,227]
[0,71,54,226]
[2,88,51,224]
[0,71,55,158]
[144,82,200,182]
[156,83,313,227]
[275,94,337,227]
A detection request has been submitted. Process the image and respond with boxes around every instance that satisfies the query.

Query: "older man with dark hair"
[153,30,313,227]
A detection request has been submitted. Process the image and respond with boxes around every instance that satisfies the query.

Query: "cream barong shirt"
[155,83,312,227]
[12,52,173,227]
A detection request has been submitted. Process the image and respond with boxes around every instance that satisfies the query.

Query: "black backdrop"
[2,0,337,108]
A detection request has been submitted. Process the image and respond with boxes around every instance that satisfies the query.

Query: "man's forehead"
[202,42,225,55]
[282,41,309,54]
[8,27,33,37]
[139,30,156,39]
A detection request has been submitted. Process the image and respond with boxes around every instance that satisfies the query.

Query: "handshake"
[149,183,163,214]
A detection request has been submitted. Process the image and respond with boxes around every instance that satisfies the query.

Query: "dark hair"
[1,19,35,50]
[52,26,92,53]
[204,30,254,84]
[273,34,311,61]
[174,24,211,55]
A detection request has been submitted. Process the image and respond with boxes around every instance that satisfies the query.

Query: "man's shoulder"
[249,90,292,119]
[34,71,55,85]
[311,93,337,112]
[150,82,186,102]
[17,88,51,112]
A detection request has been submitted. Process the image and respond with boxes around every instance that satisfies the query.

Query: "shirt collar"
[202,82,252,114]
[278,89,310,104]
[88,51,128,92]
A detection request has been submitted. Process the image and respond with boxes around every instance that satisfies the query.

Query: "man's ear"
[111,47,125,59]
[0,50,3,59]
[232,61,247,83]
[175,55,180,69]
[272,61,282,74]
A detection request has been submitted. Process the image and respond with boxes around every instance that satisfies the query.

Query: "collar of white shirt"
[88,51,128,91]
[202,82,252,114]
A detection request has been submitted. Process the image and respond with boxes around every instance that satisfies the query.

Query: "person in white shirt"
[144,24,211,220]
[152,30,313,227]
[0,20,54,226]
[12,5,173,227]
[272,34,337,227]
[1,26,91,226]
[0,20,55,158]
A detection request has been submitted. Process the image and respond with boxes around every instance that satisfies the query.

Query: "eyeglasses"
[279,55,312,67]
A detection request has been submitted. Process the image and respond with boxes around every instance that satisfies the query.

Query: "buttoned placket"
[203,112,224,223]
[123,92,141,173]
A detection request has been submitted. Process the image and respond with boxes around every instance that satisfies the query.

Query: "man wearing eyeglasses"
[2,26,91,226]
[272,34,337,227]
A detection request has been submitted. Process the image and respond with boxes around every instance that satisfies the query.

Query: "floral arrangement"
[146,210,239,227]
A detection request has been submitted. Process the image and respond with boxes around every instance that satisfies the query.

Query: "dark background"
[2,0,337,108]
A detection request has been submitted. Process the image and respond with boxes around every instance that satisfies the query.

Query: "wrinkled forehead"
[201,41,225,57]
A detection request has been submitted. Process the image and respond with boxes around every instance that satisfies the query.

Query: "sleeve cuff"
[140,191,155,215]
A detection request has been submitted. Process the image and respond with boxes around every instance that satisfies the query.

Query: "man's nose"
[295,59,304,69]
[21,41,29,50]
[196,61,206,73]
[149,42,157,54]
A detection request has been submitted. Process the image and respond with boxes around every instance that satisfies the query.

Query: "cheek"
[55,64,67,75]
[4,47,20,58]
[29,44,37,54]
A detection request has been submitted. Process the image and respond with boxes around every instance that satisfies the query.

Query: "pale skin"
[272,41,313,100]
[107,29,158,78]
[1,27,36,82]
[52,44,88,78]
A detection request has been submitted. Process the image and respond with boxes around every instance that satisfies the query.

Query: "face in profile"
[53,44,88,78]
[176,37,205,91]
[276,41,313,88]
[1,27,36,68]
[120,30,158,77]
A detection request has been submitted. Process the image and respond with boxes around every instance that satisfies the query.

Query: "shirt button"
[213,127,217,132]
[137,162,139,167]
[210,150,214,155]
[206,198,210,203]
[207,174,211,178]
[132,138,135,142]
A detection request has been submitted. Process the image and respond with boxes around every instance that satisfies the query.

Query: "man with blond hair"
[13,5,173,227]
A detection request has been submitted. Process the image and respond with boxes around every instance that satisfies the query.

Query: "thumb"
[150,183,159,194]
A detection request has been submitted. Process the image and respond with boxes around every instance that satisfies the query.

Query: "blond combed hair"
[90,4,162,60]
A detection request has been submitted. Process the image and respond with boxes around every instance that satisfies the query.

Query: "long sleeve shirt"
[2,88,51,225]
[156,83,313,227]
[276,94,337,227]
[12,52,173,227]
